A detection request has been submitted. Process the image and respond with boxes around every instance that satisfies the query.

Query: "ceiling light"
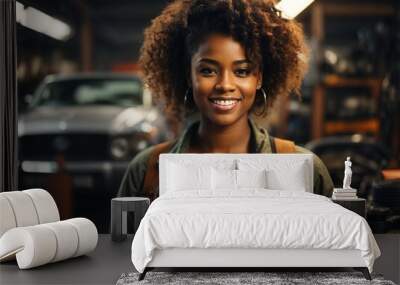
[16,2,71,41]
[275,0,315,20]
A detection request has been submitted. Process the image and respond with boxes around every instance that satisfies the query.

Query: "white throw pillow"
[237,159,308,192]
[266,163,307,191]
[212,168,237,190]
[167,162,212,191]
[236,169,268,189]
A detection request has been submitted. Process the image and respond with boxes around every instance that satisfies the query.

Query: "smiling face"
[190,34,262,127]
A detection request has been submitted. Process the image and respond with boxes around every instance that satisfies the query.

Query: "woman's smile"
[208,96,243,112]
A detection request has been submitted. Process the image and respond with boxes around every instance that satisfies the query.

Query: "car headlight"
[134,139,149,151]
[110,135,151,160]
[110,138,129,160]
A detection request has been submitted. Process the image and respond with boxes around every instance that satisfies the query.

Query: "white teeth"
[213,100,236,106]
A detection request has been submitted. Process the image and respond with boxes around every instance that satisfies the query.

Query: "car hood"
[18,105,157,136]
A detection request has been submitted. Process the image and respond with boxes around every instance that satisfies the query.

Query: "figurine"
[343,157,353,189]
[332,157,357,199]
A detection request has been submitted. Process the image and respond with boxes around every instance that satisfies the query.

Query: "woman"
[118,0,334,199]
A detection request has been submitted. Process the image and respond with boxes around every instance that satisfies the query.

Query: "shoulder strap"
[270,136,296,153]
[143,141,174,201]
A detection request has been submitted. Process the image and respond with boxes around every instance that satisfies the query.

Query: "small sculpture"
[343,157,353,189]
[332,157,357,199]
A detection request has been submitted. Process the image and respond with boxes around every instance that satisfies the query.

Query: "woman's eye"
[199,67,216,76]
[235,68,251,77]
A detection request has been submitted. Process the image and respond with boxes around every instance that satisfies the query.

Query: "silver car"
[18,73,170,196]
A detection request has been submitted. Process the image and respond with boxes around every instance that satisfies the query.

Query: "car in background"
[18,73,170,197]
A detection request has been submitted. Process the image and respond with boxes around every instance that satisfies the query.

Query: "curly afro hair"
[139,0,308,119]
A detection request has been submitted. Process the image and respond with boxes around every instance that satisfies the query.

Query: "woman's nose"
[215,71,235,92]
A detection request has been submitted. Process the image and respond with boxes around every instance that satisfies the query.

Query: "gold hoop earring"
[254,88,267,116]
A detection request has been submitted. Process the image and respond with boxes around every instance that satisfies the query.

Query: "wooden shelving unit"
[302,1,395,140]
[312,75,382,139]
[264,1,396,143]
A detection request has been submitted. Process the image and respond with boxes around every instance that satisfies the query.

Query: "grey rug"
[116,272,396,285]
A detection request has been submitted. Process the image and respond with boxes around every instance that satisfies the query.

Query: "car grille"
[19,134,111,161]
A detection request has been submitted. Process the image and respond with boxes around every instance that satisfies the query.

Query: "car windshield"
[32,77,143,107]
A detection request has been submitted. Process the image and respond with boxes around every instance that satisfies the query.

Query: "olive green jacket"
[117,120,334,198]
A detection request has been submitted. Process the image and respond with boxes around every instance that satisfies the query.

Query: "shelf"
[324,118,379,135]
[323,75,383,90]
[382,169,400,180]
[312,76,382,139]
[322,3,395,17]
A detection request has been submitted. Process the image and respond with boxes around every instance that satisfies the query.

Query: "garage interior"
[1,0,400,283]
[5,0,400,242]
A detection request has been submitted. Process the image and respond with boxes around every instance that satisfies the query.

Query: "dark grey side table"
[111,197,150,242]
[331,198,366,218]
